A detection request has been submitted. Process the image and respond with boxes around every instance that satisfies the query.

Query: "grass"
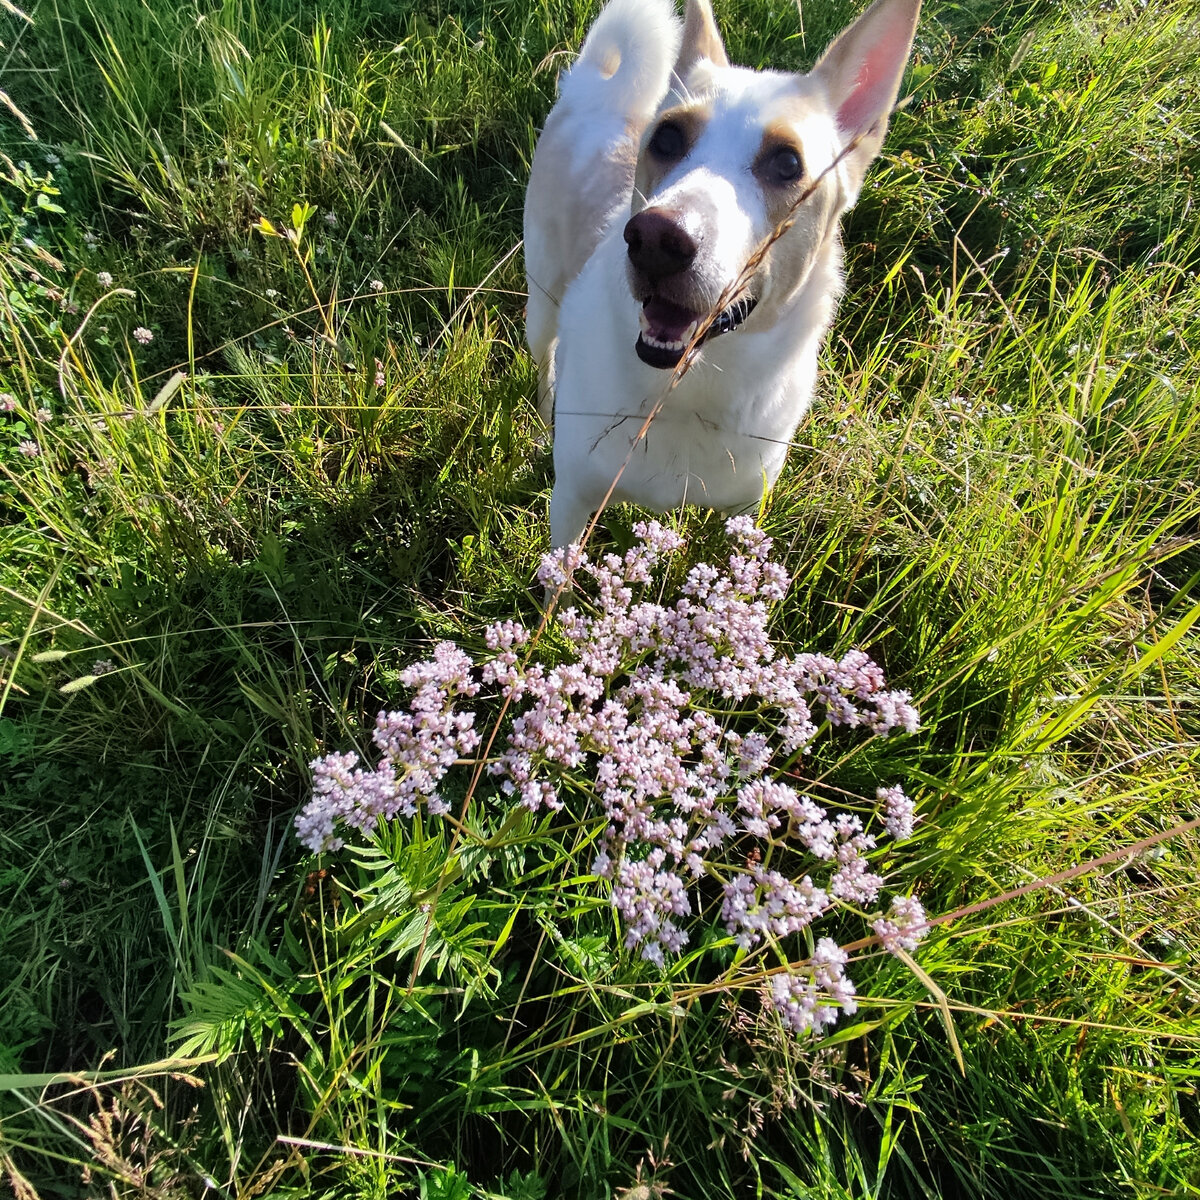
[1,0,1198,1195]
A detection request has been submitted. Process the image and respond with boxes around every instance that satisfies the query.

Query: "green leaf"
[291,201,315,235]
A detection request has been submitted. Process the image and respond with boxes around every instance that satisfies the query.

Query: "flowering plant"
[297,518,928,1036]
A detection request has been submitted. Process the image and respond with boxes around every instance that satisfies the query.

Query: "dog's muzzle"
[624,208,758,370]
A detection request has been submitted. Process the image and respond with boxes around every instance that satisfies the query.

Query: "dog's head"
[626,0,920,369]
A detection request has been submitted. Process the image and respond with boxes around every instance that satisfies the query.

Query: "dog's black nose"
[624,209,698,279]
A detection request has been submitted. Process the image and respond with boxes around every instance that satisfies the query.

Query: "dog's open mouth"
[635,292,759,369]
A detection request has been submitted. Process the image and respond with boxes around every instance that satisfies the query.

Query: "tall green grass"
[1,0,1198,1195]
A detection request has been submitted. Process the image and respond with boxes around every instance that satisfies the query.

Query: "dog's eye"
[765,146,803,184]
[648,122,687,162]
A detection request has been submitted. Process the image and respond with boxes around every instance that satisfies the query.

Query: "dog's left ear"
[675,0,729,79]
[810,0,921,203]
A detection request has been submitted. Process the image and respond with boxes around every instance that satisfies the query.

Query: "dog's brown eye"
[648,122,687,162]
[765,146,803,184]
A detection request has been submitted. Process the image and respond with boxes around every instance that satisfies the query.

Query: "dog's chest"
[624,417,786,512]
[552,236,820,515]
[594,370,801,512]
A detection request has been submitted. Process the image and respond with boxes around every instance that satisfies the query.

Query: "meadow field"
[1,0,1198,1195]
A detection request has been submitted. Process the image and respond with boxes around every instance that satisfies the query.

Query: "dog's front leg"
[548,482,598,551]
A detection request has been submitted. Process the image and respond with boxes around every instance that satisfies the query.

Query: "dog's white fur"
[526,0,921,547]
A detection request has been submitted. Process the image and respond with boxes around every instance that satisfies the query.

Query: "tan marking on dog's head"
[753,117,811,226]
[742,96,846,326]
[632,103,713,213]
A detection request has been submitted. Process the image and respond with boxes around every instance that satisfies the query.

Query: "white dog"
[525,0,921,548]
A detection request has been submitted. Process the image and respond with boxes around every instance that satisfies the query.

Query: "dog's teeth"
[639,310,651,335]
[642,332,684,351]
[683,320,698,343]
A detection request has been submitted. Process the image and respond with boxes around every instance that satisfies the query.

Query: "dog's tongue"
[642,296,698,344]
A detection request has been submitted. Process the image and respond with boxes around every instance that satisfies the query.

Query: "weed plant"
[0,0,1198,1196]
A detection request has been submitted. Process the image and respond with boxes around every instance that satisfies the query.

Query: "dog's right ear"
[674,0,729,79]
[810,0,921,204]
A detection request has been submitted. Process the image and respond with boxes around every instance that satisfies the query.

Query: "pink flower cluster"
[770,938,859,1036]
[294,643,480,852]
[295,518,928,1034]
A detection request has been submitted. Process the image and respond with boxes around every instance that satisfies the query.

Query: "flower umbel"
[296,519,927,1035]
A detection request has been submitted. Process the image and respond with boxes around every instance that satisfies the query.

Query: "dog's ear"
[675,0,729,78]
[810,0,920,202]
